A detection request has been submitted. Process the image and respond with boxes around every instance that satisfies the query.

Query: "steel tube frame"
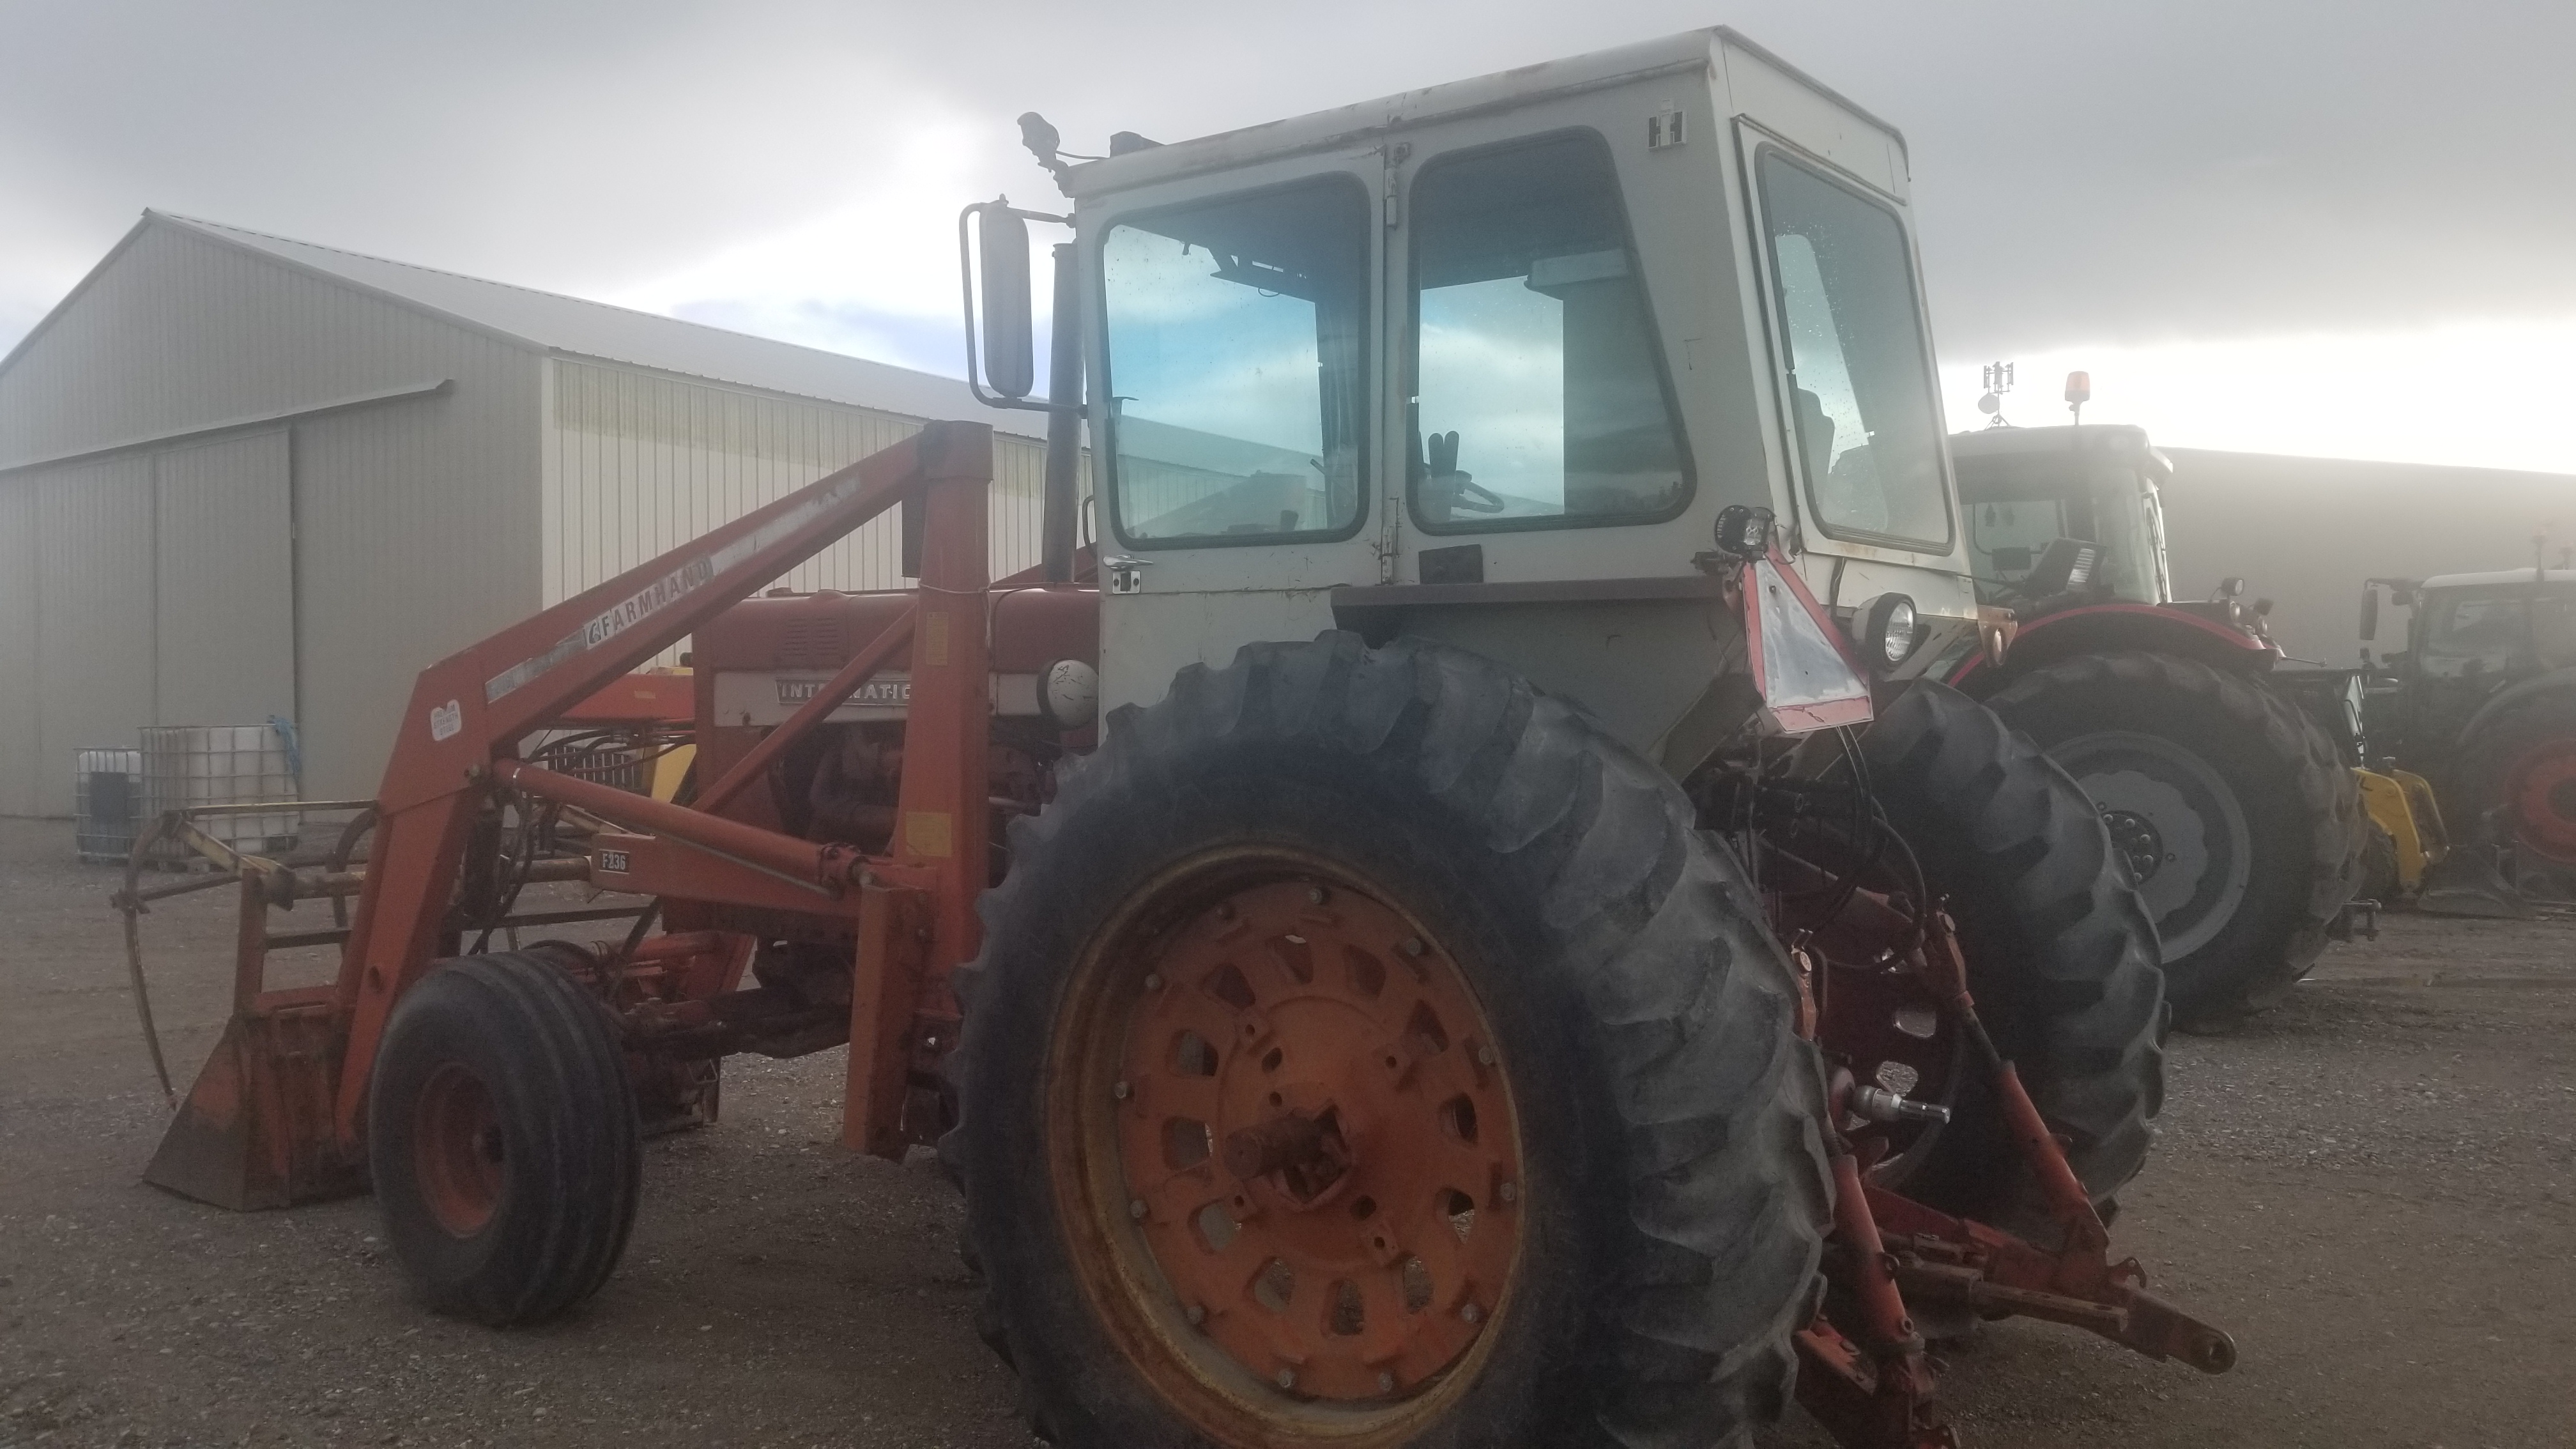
[307,421,992,1149]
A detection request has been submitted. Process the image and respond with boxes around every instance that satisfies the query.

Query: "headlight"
[1037,658,1101,730]
[1850,594,1919,670]
[1712,504,1776,560]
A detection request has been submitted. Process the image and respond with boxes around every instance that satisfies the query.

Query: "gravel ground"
[3,815,2570,1448]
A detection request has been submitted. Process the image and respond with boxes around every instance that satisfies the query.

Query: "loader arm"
[328,420,993,1148]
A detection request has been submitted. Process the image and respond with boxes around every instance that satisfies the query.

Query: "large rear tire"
[1859,682,2167,1221]
[947,633,1832,1449]
[369,949,641,1325]
[1986,651,2363,1029]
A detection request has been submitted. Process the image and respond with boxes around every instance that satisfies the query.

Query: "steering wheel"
[1427,431,1505,514]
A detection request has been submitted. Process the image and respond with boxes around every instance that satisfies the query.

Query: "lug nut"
[1475,1045,1496,1067]
[1308,886,1328,905]
[1128,1199,1147,1220]
[1143,973,1163,991]
[1398,937,1425,957]
[1460,1302,1482,1324]
[1112,1081,1131,1101]
[1498,1181,1518,1204]
[1377,1371,1397,1393]
[1276,1368,1298,1390]
[1185,1304,1206,1326]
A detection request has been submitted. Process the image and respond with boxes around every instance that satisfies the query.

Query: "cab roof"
[1947,424,2172,498]
[2421,569,2576,591]
[1059,27,1906,202]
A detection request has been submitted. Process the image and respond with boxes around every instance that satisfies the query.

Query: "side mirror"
[976,204,1034,399]
[2359,585,2379,642]
[960,198,1067,410]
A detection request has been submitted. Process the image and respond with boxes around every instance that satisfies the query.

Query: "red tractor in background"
[1945,413,2368,1029]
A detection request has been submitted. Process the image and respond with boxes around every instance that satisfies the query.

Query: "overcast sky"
[4,1,2572,471]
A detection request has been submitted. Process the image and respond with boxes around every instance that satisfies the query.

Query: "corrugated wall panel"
[0,223,546,806]
[32,457,155,816]
[545,360,1074,629]
[295,340,542,801]
[0,478,38,814]
[155,430,294,728]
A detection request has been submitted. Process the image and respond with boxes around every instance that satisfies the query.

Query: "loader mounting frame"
[130,420,1002,1209]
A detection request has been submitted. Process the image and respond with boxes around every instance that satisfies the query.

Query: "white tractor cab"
[951,31,2214,1449]
[1003,29,1980,758]
[1952,423,2177,612]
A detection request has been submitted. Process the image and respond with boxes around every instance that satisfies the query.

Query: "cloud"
[3,0,2570,468]
[1943,316,2576,474]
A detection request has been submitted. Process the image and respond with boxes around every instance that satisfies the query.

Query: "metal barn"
[0,212,1056,814]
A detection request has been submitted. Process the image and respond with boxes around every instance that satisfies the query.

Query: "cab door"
[1082,151,1388,713]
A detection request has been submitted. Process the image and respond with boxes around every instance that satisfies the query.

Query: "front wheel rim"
[413,1062,505,1236]
[1048,849,1526,1443]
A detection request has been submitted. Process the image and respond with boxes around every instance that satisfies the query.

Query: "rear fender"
[1948,602,2275,699]
[2454,666,2576,749]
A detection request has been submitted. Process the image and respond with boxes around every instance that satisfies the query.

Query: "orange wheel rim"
[1050,850,1526,1442]
[414,1062,505,1236]
[2506,739,2576,862]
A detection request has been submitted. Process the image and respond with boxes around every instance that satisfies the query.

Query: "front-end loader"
[118,29,2234,1449]
[1943,420,2369,1027]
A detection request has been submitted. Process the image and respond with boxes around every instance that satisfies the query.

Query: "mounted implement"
[128,421,1011,1216]
[126,26,2235,1449]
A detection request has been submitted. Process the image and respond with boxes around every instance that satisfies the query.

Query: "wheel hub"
[2099,808,2166,884]
[1058,868,1525,1423]
[413,1062,504,1237]
[2055,731,2252,961]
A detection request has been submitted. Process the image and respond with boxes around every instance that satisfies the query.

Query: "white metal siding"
[544,360,1067,617]
[0,222,546,809]
[0,222,484,469]
[154,430,294,728]
[294,348,542,801]
[0,478,38,814]
[33,457,155,816]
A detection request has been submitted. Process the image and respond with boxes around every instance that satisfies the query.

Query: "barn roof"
[10,210,1045,439]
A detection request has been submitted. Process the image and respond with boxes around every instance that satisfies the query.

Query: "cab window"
[2422,588,2576,675]
[1758,150,1950,549]
[1407,132,1692,532]
[1099,177,1370,546]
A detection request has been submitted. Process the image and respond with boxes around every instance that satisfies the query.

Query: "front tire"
[1859,682,2167,1222]
[948,634,1832,1449]
[1986,652,2363,1029]
[369,949,641,1325]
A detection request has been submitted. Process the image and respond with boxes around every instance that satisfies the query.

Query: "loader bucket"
[144,990,365,1210]
[2416,809,2536,920]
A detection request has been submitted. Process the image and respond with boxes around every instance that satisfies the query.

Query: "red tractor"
[1946,420,2368,1027]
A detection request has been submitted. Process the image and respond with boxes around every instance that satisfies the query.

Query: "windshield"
[2419,586,2576,675]
[1758,151,1949,549]
[1962,476,2164,604]
[1100,176,1370,544]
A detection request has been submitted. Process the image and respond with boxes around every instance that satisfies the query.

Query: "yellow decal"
[903,809,954,859]
[923,611,951,668]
